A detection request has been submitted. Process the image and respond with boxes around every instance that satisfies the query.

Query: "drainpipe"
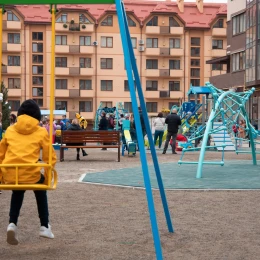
[140,24,143,105]
[24,23,27,101]
[94,23,98,116]
[183,29,187,102]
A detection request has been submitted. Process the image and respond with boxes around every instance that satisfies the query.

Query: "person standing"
[99,112,108,150]
[162,109,181,154]
[153,112,165,149]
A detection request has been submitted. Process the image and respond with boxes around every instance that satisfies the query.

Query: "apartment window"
[146,59,158,69]
[101,37,113,48]
[8,56,20,66]
[32,55,43,63]
[191,68,200,77]
[101,15,113,26]
[79,80,92,90]
[131,37,137,48]
[101,58,113,69]
[56,14,67,23]
[102,101,113,108]
[9,100,20,111]
[32,43,43,53]
[127,16,136,27]
[213,19,224,28]
[56,79,67,89]
[146,81,158,91]
[55,101,67,110]
[212,64,223,70]
[33,99,43,107]
[191,59,200,66]
[169,60,180,70]
[232,13,245,35]
[169,81,180,91]
[80,58,91,68]
[124,102,132,113]
[8,78,20,89]
[212,40,223,49]
[169,38,180,48]
[146,16,158,26]
[32,32,43,41]
[169,102,179,109]
[8,33,20,44]
[56,35,67,45]
[32,65,43,75]
[7,11,19,21]
[191,47,200,57]
[55,57,67,67]
[146,102,157,113]
[232,51,245,72]
[191,79,200,86]
[79,36,91,46]
[32,87,43,97]
[191,37,200,46]
[101,80,113,91]
[79,14,91,23]
[169,17,180,27]
[32,76,43,85]
[79,101,92,112]
[124,80,136,91]
[146,38,158,48]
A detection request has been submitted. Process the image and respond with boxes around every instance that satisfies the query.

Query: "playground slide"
[182,114,202,134]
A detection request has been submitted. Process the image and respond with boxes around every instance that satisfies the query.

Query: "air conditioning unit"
[139,39,145,45]
[138,46,145,52]
[93,41,98,46]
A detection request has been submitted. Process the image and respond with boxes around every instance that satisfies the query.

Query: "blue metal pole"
[115,1,164,259]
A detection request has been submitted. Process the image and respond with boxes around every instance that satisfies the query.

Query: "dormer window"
[127,16,136,27]
[169,17,180,27]
[213,19,224,28]
[146,16,158,26]
[56,14,67,23]
[101,15,113,26]
[79,14,91,24]
[7,11,19,21]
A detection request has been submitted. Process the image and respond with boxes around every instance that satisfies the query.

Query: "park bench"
[60,130,121,162]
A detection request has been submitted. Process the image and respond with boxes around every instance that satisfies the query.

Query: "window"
[8,56,20,66]
[232,51,245,72]
[232,13,245,35]
[146,38,158,48]
[101,58,113,69]
[124,80,136,91]
[8,33,20,44]
[32,87,43,97]
[101,101,112,108]
[56,79,67,89]
[80,36,91,46]
[79,80,92,90]
[212,40,223,49]
[146,81,158,91]
[79,101,92,112]
[124,102,132,113]
[55,57,67,67]
[191,68,200,77]
[169,102,179,109]
[131,37,137,48]
[169,60,180,70]
[101,15,113,26]
[79,14,91,24]
[32,55,43,63]
[191,37,200,46]
[169,17,180,27]
[213,19,224,28]
[32,32,43,41]
[190,79,200,86]
[212,64,223,70]
[191,59,200,66]
[56,14,67,23]
[101,80,113,91]
[169,38,180,48]
[32,43,43,53]
[55,101,67,110]
[191,47,200,57]
[169,81,180,91]
[7,11,19,21]
[9,100,20,111]
[32,65,43,74]
[56,35,67,45]
[80,58,91,68]
[32,76,43,85]
[8,78,20,89]
[127,16,136,27]
[146,102,157,113]
[101,37,113,48]
[33,99,43,107]
[146,59,158,69]
[146,16,158,26]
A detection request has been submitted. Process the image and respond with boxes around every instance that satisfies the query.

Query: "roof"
[206,55,230,65]
[188,86,212,95]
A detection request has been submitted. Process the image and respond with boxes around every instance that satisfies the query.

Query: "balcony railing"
[160,26,170,34]
[160,48,170,56]
[160,91,170,98]
[159,69,170,77]
[69,45,80,53]
[69,67,80,75]
[69,89,80,97]
[69,23,80,31]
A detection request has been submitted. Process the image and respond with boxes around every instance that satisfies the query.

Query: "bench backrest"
[61,130,120,144]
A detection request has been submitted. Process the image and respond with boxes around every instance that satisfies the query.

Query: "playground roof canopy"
[187,86,212,95]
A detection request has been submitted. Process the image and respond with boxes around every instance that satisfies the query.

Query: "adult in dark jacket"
[162,109,181,154]
[67,119,88,160]
[99,112,108,150]
[133,107,146,138]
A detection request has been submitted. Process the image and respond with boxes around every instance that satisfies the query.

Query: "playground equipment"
[121,119,137,156]
[178,82,258,179]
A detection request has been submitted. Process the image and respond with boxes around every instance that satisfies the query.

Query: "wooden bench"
[60,130,121,162]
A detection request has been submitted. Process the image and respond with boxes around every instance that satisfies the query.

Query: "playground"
[1,149,260,260]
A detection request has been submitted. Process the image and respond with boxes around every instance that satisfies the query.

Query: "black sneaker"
[172,152,177,154]
[77,154,80,160]
[82,150,88,156]
[162,151,166,154]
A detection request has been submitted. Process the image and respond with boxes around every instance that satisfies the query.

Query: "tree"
[1,82,10,130]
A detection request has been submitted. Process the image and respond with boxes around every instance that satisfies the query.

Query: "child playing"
[0,99,57,245]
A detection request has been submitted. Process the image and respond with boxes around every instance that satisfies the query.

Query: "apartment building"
[2,1,227,121]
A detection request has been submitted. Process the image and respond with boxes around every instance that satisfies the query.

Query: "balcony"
[3,21,21,30]
[2,43,22,52]
[170,69,184,78]
[145,26,160,34]
[145,48,160,56]
[212,28,227,37]
[170,27,184,35]
[160,91,170,98]
[160,26,170,34]
[69,45,80,54]
[55,23,69,32]
[69,89,80,97]
[159,69,170,77]
[81,23,94,32]
[170,91,183,99]
[145,90,159,98]
[145,69,160,77]
[55,89,69,97]
[55,45,69,53]
[211,70,226,77]
[80,67,94,76]
[160,48,170,56]
[55,67,69,75]
[8,88,22,96]
[80,46,94,54]
[170,48,184,56]
[69,67,80,76]
[212,49,226,57]
[2,66,21,74]
[69,23,80,32]
[80,89,95,97]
